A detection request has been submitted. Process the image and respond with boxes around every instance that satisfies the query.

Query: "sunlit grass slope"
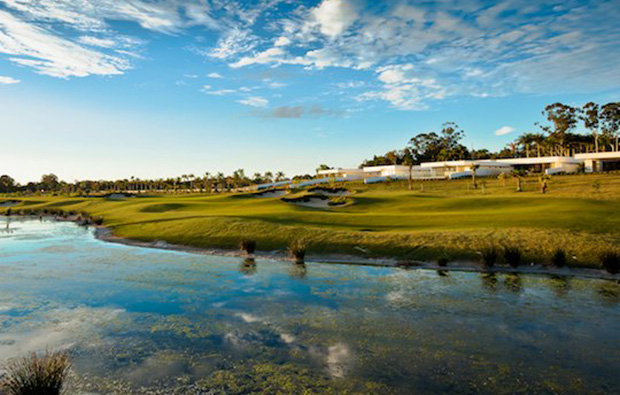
[3,173,620,267]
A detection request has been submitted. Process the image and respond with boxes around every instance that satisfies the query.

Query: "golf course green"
[2,173,619,268]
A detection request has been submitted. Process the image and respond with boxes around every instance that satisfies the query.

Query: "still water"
[0,218,619,394]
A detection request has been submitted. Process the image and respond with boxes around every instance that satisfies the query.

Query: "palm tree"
[471,163,480,189]
[517,133,538,158]
[275,171,286,182]
[512,170,526,192]
[530,133,545,157]
[188,174,195,192]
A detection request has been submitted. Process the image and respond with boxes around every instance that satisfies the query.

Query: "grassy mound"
[2,173,619,268]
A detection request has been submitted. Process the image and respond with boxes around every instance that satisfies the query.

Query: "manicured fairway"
[3,173,619,267]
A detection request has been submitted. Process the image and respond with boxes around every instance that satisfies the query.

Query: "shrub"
[239,239,257,255]
[601,251,620,275]
[503,246,522,268]
[5,208,11,216]
[0,351,70,395]
[480,247,498,268]
[437,252,450,267]
[551,249,567,268]
[288,240,307,263]
[92,217,104,226]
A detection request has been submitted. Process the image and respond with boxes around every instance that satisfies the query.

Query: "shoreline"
[3,215,618,281]
[93,226,620,282]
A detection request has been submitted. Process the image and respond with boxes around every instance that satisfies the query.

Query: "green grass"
[2,173,620,268]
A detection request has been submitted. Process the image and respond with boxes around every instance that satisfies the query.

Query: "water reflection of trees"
[239,258,257,276]
[596,281,620,304]
[547,275,571,297]
[289,263,307,279]
[1,218,13,234]
[480,272,498,291]
[503,274,522,293]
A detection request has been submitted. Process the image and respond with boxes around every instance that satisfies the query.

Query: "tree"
[0,175,16,193]
[512,170,526,192]
[530,133,545,157]
[498,172,508,187]
[542,103,578,155]
[471,163,480,189]
[409,132,439,164]
[600,102,620,151]
[516,133,538,158]
[40,174,59,192]
[402,148,414,191]
[275,172,286,182]
[316,164,332,173]
[437,122,468,161]
[408,123,468,164]
[581,102,600,152]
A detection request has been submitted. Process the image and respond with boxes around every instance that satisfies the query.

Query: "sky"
[1,0,619,183]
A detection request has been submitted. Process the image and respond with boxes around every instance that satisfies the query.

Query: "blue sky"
[1,0,619,183]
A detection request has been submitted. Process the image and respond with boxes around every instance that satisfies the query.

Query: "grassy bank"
[2,173,619,269]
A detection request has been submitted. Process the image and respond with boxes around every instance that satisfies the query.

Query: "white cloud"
[78,36,116,48]
[231,47,286,68]
[267,81,286,88]
[312,0,358,38]
[207,72,223,78]
[357,64,445,110]
[274,36,291,46]
[0,76,20,84]
[0,10,129,78]
[209,28,258,60]
[495,126,516,136]
[238,96,268,107]
[205,89,237,95]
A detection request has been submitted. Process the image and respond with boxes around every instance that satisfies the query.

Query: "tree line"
[359,101,620,168]
[0,170,309,195]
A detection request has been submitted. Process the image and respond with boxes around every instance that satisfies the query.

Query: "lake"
[1,218,619,394]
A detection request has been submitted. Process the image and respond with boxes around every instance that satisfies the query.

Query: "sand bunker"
[307,187,351,197]
[282,194,348,209]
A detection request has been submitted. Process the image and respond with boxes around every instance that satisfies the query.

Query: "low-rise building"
[491,156,582,175]
[320,152,620,184]
[575,152,620,172]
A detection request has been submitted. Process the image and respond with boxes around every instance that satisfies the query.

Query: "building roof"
[420,160,512,168]
[574,152,620,160]
[491,156,582,165]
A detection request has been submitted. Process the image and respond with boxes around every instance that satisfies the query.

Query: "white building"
[575,152,620,172]
[420,160,512,179]
[490,156,582,175]
[319,152,620,184]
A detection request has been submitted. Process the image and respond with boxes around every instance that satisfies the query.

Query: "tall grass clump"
[437,251,450,267]
[1,351,70,395]
[551,249,567,268]
[288,240,307,263]
[600,251,620,275]
[480,247,498,268]
[503,246,522,268]
[239,239,257,255]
